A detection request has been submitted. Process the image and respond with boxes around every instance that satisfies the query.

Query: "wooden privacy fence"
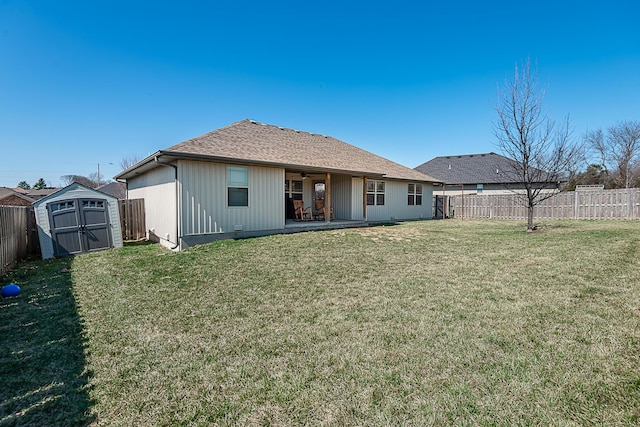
[118,198,146,241]
[0,206,37,276]
[1,199,145,276]
[448,188,640,220]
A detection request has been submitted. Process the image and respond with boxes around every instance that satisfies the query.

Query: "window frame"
[227,166,249,207]
[285,179,303,200]
[408,183,423,206]
[366,180,385,206]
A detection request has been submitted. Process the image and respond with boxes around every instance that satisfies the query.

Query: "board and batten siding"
[365,180,434,222]
[326,174,352,220]
[127,165,178,248]
[178,160,284,237]
[350,177,365,220]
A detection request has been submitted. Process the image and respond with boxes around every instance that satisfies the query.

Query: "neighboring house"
[115,119,440,250]
[0,187,35,206]
[414,152,563,196]
[97,181,127,199]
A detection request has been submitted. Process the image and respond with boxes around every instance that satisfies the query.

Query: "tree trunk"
[527,205,535,231]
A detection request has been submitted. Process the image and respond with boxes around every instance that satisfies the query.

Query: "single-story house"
[0,187,35,206]
[414,152,564,196]
[115,119,440,250]
[0,187,58,206]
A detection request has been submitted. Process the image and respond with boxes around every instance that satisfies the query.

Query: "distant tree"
[586,120,640,189]
[17,181,31,190]
[32,178,47,190]
[120,154,143,171]
[565,164,608,190]
[88,172,111,187]
[61,174,96,188]
[494,58,583,231]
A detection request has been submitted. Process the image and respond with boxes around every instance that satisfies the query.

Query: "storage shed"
[33,182,123,259]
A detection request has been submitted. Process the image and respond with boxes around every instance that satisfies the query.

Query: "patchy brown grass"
[3,220,640,425]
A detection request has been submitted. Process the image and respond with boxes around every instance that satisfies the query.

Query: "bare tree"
[494,58,583,231]
[585,121,640,189]
[61,174,97,188]
[120,154,143,171]
[608,121,640,189]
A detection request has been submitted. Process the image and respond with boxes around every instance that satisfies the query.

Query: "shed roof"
[116,119,439,183]
[414,152,560,185]
[33,182,119,208]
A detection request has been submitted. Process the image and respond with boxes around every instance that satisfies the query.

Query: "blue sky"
[1,0,638,187]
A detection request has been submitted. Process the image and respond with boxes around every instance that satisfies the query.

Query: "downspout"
[154,156,180,250]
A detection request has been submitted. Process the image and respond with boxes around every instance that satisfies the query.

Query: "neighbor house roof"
[97,182,127,199]
[0,187,34,205]
[414,152,561,185]
[116,119,439,183]
[12,188,59,200]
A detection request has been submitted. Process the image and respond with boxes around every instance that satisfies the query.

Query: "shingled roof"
[116,119,438,182]
[414,152,557,185]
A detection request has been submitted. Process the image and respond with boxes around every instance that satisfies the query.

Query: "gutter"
[153,155,180,250]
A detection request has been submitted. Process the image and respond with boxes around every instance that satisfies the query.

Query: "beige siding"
[128,166,178,248]
[365,180,434,221]
[351,178,365,220]
[330,174,352,220]
[178,160,284,236]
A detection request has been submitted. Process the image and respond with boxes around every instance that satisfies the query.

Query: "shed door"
[48,198,112,256]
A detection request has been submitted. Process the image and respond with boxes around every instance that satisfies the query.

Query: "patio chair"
[314,199,335,221]
[293,200,313,221]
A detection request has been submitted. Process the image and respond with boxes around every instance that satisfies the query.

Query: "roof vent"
[496,169,499,174]
[448,164,451,170]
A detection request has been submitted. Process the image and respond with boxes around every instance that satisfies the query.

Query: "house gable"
[116,119,439,183]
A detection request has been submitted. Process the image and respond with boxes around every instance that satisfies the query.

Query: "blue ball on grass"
[1,284,20,298]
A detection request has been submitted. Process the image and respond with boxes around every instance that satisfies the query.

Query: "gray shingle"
[414,152,553,185]
[163,119,438,182]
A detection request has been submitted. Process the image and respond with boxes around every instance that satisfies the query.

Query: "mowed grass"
[3,220,640,425]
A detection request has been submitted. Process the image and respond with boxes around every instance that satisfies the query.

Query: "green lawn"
[2,220,640,425]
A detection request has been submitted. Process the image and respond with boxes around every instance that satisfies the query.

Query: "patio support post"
[326,172,331,222]
[363,176,367,221]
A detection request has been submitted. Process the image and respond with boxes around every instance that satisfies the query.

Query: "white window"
[408,183,423,205]
[366,180,385,206]
[285,180,303,200]
[227,166,248,207]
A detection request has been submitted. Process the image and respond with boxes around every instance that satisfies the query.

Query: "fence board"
[448,189,640,221]
[0,206,31,276]
[118,199,146,241]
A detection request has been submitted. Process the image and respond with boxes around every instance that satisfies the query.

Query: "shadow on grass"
[0,257,95,426]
